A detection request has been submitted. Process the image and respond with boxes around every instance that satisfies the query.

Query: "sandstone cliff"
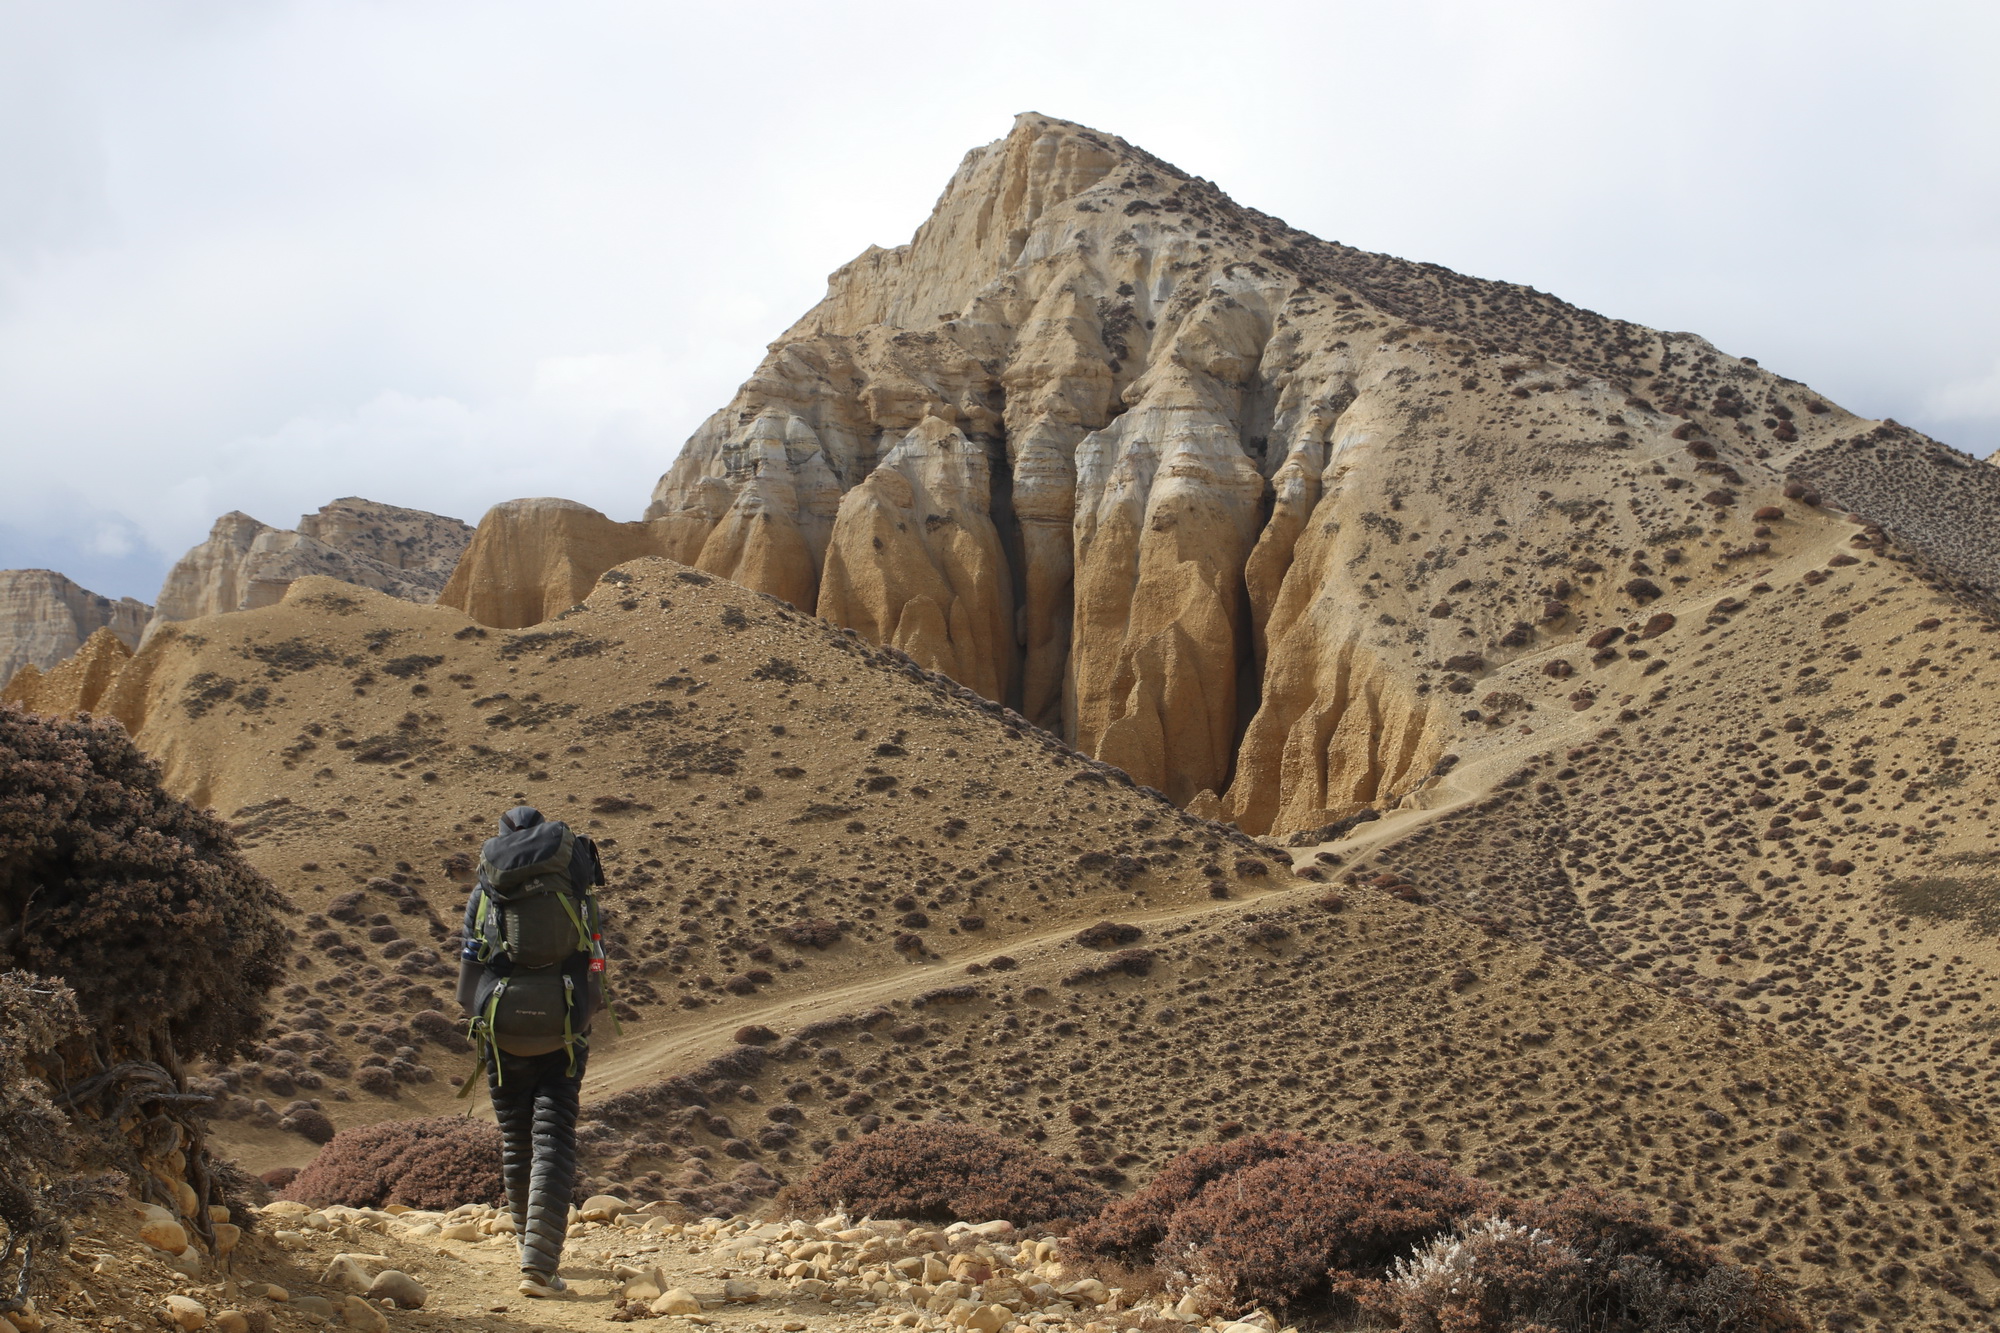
[437,498,674,629]
[1,624,133,716]
[142,497,471,643]
[628,112,1948,833]
[0,568,149,688]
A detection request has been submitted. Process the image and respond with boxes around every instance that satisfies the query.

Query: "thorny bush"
[0,705,287,1063]
[1076,1137,1801,1331]
[790,1121,1107,1226]
[1157,1143,1499,1316]
[1378,1216,1586,1332]
[1070,1131,1324,1263]
[1513,1187,1805,1333]
[284,1116,503,1210]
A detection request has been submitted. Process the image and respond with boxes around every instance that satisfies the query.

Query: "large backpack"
[459,820,609,1086]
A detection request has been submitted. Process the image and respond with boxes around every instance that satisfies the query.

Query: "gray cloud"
[3,0,1996,600]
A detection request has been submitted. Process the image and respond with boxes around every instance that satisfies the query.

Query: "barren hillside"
[20,561,1999,1329]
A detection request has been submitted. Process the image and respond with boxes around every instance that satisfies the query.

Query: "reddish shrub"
[1622,577,1663,602]
[1513,1185,1712,1286]
[354,1066,397,1097]
[790,1121,1106,1225]
[284,1115,502,1209]
[1158,1144,1499,1315]
[1071,1131,1324,1262]
[1638,613,1676,640]
[278,1105,336,1145]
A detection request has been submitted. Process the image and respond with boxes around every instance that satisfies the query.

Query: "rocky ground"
[14,1198,1246,1333]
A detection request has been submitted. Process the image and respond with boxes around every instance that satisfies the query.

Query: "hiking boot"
[519,1270,569,1298]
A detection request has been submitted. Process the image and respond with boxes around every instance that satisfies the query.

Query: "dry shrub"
[1157,1142,1499,1315]
[777,919,842,949]
[284,1115,502,1209]
[1378,1216,1585,1332]
[0,971,117,1306]
[1075,921,1143,949]
[1514,1187,1804,1332]
[789,1121,1106,1225]
[1064,949,1157,986]
[0,706,286,1063]
[277,1104,336,1145]
[1071,1131,1324,1262]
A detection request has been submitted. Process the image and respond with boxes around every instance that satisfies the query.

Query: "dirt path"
[580,878,1313,1103]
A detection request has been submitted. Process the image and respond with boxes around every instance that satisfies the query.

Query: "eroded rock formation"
[629,113,1923,834]
[143,497,471,642]
[438,498,674,629]
[2,624,133,716]
[0,569,150,689]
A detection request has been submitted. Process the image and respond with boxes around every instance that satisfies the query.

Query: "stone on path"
[340,1294,389,1333]
[367,1270,428,1309]
[162,1296,207,1332]
[651,1288,704,1316]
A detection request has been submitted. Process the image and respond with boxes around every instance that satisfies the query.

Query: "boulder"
[339,1295,388,1333]
[580,1193,631,1222]
[650,1288,704,1316]
[139,1219,189,1255]
[162,1296,207,1332]
[321,1254,388,1293]
[366,1271,428,1309]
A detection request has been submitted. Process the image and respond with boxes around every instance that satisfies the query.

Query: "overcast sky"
[4,0,1997,602]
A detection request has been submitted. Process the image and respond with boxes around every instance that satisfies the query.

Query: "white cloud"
[1929,362,2000,422]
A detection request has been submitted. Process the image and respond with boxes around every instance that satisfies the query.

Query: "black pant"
[489,1046,585,1276]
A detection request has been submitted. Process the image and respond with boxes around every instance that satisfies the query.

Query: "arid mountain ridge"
[438,112,2000,842]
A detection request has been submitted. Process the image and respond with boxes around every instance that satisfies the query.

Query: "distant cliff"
[143,497,472,643]
[0,569,149,689]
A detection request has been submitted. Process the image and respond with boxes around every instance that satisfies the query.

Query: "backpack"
[459,820,611,1086]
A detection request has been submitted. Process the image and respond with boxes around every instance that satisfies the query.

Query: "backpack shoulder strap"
[467,883,504,963]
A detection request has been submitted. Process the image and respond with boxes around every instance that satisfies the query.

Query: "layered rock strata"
[639,113,1944,834]
[143,497,471,643]
[0,568,150,688]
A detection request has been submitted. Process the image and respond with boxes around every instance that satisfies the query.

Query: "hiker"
[456,804,612,1298]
